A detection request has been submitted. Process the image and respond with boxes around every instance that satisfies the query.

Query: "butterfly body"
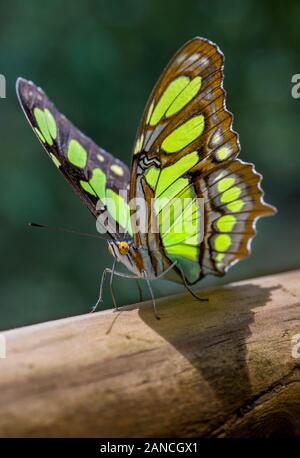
[107,240,143,278]
[17,37,276,313]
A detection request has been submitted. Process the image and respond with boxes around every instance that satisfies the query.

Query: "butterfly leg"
[92,260,118,312]
[143,273,160,320]
[92,266,142,312]
[109,259,119,311]
[91,267,110,312]
[139,261,177,319]
[177,264,208,302]
[136,280,143,302]
[154,261,178,280]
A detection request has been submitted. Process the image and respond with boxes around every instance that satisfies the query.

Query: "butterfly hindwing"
[17,78,132,239]
[186,159,275,281]
[129,37,275,284]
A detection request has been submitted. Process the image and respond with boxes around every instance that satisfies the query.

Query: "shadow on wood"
[139,281,285,436]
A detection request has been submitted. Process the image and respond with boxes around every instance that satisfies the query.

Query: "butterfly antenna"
[28,222,109,241]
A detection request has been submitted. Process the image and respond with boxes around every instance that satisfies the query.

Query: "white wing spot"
[180,53,200,69]
[186,53,200,64]
[176,52,187,64]
[133,133,144,155]
[211,128,223,147]
[199,56,209,67]
[213,171,226,184]
[110,164,124,176]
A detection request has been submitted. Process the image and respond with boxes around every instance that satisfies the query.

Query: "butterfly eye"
[118,242,129,255]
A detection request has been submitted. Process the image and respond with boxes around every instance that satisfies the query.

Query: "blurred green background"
[0,0,299,330]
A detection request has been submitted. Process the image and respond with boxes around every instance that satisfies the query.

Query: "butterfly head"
[107,240,132,259]
[107,239,142,277]
[117,241,129,255]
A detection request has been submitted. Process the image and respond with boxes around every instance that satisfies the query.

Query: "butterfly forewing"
[129,37,276,284]
[17,78,132,240]
[131,38,239,170]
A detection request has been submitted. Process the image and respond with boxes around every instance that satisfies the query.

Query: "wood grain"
[0,269,299,437]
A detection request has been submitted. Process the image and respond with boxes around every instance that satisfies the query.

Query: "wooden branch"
[0,269,299,438]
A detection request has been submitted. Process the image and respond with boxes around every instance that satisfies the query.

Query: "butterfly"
[17,37,276,318]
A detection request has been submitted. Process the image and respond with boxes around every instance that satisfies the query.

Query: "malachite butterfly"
[17,37,276,318]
